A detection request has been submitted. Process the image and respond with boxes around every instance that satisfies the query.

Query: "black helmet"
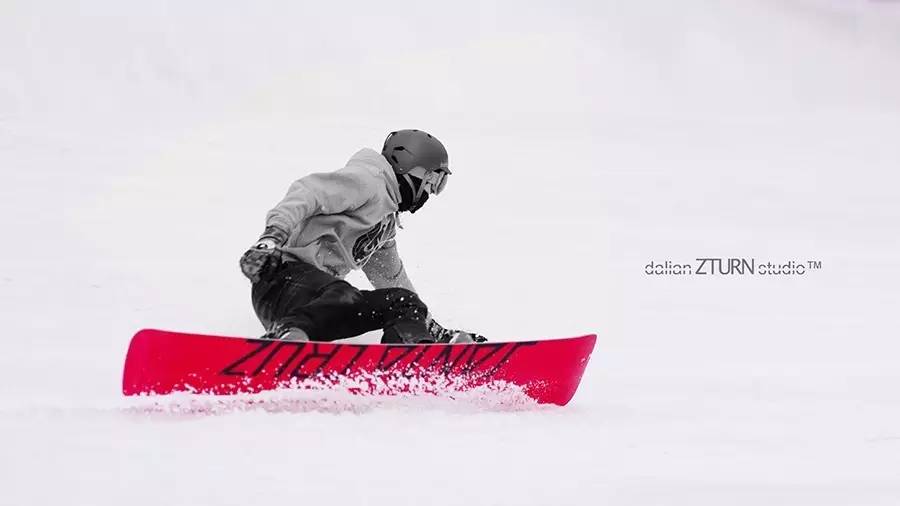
[382,129,451,175]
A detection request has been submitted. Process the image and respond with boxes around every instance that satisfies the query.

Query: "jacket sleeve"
[362,240,416,292]
[265,166,376,235]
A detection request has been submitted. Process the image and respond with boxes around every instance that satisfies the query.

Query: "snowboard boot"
[426,319,488,344]
[437,331,488,344]
[381,322,433,344]
[445,332,476,344]
[262,322,310,342]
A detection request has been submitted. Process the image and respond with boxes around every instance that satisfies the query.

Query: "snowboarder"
[239,129,485,344]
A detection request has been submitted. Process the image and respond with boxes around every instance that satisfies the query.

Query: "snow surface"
[2,0,900,504]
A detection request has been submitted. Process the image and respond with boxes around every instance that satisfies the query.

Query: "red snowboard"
[122,329,597,406]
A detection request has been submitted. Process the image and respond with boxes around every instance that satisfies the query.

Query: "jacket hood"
[349,148,401,206]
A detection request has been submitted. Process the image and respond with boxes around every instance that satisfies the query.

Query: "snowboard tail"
[122,329,597,406]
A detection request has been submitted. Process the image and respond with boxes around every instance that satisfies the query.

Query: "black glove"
[239,226,288,283]
[427,318,488,344]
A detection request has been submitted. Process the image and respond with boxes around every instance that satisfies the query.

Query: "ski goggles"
[407,166,450,195]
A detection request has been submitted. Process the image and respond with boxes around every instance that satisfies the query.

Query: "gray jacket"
[266,148,416,291]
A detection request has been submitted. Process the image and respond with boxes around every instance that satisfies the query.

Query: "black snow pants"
[251,259,430,343]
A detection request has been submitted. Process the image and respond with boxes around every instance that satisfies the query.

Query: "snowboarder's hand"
[240,226,289,283]
[240,239,282,284]
[254,238,279,250]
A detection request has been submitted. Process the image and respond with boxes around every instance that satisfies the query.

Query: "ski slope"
[2,0,900,504]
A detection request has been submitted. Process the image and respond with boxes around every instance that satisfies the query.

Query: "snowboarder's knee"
[318,280,363,305]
